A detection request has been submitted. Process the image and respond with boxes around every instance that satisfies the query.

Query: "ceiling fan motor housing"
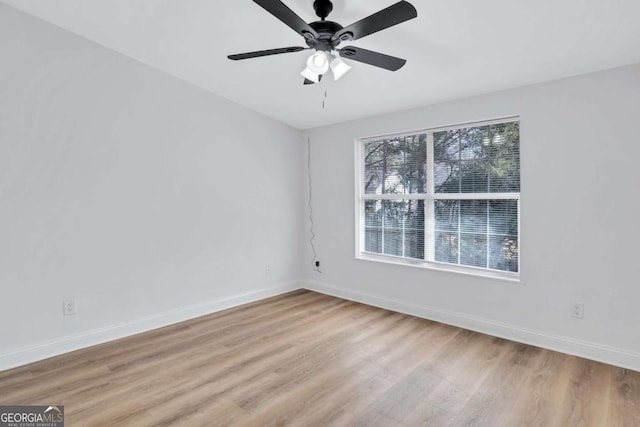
[307,0,353,51]
[307,20,346,51]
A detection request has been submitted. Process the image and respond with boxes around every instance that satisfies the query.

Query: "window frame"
[354,116,521,282]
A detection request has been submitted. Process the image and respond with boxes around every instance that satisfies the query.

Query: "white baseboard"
[302,280,640,372]
[0,282,300,372]
[5,280,638,373]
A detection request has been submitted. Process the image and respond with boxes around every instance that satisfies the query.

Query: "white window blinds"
[359,119,520,275]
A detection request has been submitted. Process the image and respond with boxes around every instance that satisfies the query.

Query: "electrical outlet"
[571,302,584,319]
[265,264,271,274]
[63,299,76,316]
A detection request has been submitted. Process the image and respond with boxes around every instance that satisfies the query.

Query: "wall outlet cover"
[571,302,584,319]
[63,300,76,316]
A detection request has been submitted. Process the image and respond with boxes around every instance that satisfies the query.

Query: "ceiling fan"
[228,0,417,85]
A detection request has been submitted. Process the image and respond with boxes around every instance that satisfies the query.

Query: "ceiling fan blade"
[254,0,319,40]
[228,46,307,60]
[332,1,417,43]
[339,46,406,71]
[303,74,323,85]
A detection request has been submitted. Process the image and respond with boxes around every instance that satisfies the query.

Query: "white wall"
[0,4,302,368]
[302,63,640,370]
[2,2,639,373]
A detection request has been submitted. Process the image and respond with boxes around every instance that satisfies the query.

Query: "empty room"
[1,0,639,425]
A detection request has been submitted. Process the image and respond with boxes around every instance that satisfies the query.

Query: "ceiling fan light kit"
[300,52,351,82]
[228,0,417,85]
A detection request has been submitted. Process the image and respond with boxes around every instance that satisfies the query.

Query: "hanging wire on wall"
[308,137,321,273]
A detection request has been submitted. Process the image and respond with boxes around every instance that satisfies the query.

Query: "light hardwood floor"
[1,290,639,426]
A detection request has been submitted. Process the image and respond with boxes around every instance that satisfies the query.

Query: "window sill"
[356,252,523,284]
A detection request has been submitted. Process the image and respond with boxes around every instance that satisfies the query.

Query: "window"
[357,118,520,278]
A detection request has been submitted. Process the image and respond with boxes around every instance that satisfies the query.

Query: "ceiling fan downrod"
[313,0,333,21]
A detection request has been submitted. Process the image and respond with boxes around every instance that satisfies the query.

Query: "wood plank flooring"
[1,290,639,426]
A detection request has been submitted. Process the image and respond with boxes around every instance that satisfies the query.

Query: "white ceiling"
[3,0,640,129]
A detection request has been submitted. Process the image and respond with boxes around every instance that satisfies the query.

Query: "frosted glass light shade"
[300,67,320,83]
[307,51,330,74]
[330,56,351,80]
